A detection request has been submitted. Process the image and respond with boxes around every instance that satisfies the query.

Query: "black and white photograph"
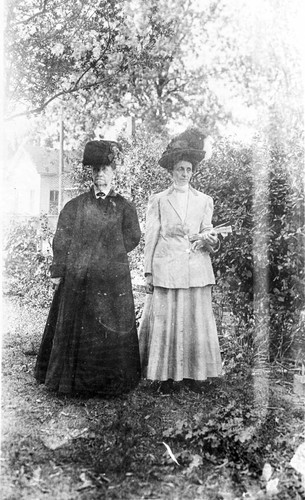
[1,0,304,498]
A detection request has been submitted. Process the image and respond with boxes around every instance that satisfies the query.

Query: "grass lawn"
[1,297,305,499]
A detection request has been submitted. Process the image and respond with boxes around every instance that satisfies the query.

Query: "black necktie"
[96,191,106,199]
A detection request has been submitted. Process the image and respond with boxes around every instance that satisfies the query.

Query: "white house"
[3,143,75,229]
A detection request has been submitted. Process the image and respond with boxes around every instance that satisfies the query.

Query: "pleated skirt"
[138,286,222,381]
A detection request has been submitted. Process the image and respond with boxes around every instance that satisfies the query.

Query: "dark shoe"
[159,379,175,394]
[183,379,202,394]
[149,381,161,393]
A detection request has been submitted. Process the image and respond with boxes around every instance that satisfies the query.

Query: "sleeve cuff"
[50,263,65,278]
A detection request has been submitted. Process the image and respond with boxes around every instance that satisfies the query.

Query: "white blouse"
[173,183,189,220]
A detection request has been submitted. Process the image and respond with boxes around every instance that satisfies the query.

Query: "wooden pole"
[130,116,135,137]
[58,106,64,214]
[128,116,135,199]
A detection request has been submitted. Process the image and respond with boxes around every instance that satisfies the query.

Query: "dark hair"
[91,162,117,171]
[167,153,199,173]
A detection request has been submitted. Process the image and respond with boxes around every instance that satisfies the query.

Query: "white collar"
[93,185,112,198]
[173,183,189,193]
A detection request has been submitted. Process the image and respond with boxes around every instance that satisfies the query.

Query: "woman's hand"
[189,230,218,251]
[202,230,218,246]
[189,233,204,251]
[51,277,63,290]
[145,274,154,294]
[190,239,205,251]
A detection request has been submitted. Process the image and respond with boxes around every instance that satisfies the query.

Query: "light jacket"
[144,185,216,289]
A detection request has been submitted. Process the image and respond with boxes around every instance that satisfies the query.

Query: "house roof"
[25,145,60,175]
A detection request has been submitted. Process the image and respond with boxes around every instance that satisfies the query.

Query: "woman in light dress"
[139,128,222,394]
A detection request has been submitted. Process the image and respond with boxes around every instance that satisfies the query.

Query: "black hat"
[158,128,206,170]
[82,140,122,167]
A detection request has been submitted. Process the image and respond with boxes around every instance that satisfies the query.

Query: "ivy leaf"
[51,43,65,56]
[266,478,279,496]
[188,454,203,470]
[261,462,273,482]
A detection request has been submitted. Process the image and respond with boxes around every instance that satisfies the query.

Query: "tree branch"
[5,72,122,121]
[164,81,187,96]
[5,20,116,122]
[16,0,49,25]
[70,31,112,91]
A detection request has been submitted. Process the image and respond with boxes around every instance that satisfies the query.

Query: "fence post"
[58,106,64,214]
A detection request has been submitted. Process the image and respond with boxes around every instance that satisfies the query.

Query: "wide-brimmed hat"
[158,128,206,170]
[82,140,122,167]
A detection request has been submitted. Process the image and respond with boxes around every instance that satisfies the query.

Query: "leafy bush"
[193,138,304,360]
[45,131,305,363]
[4,214,54,308]
[162,399,305,497]
[118,132,304,361]
[163,401,263,473]
[119,131,170,277]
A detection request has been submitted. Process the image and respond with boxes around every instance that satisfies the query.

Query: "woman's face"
[171,160,193,186]
[91,165,114,191]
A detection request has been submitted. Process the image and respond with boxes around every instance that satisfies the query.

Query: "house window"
[49,190,59,214]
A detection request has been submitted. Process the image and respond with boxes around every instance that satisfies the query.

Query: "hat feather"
[158,127,206,170]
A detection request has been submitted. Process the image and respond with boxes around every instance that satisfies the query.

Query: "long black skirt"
[34,273,141,396]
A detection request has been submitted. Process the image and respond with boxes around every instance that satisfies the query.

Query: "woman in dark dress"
[35,140,141,395]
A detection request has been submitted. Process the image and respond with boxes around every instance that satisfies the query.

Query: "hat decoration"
[158,128,206,170]
[82,140,122,167]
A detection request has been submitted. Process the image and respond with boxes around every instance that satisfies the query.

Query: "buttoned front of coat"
[144,185,216,289]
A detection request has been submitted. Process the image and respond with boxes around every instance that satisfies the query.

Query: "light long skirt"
[138,286,222,381]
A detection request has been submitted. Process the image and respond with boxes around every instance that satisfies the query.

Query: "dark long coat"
[35,187,141,395]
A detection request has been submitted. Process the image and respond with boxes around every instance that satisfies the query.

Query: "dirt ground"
[1,298,305,500]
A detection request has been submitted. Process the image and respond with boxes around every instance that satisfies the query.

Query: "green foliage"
[5,0,227,132]
[194,141,254,322]
[193,138,305,360]
[5,126,303,367]
[119,131,170,221]
[4,215,54,308]
[67,130,304,361]
[162,399,305,497]
[163,401,263,473]
[121,132,304,363]
[260,149,305,358]
[110,131,171,277]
